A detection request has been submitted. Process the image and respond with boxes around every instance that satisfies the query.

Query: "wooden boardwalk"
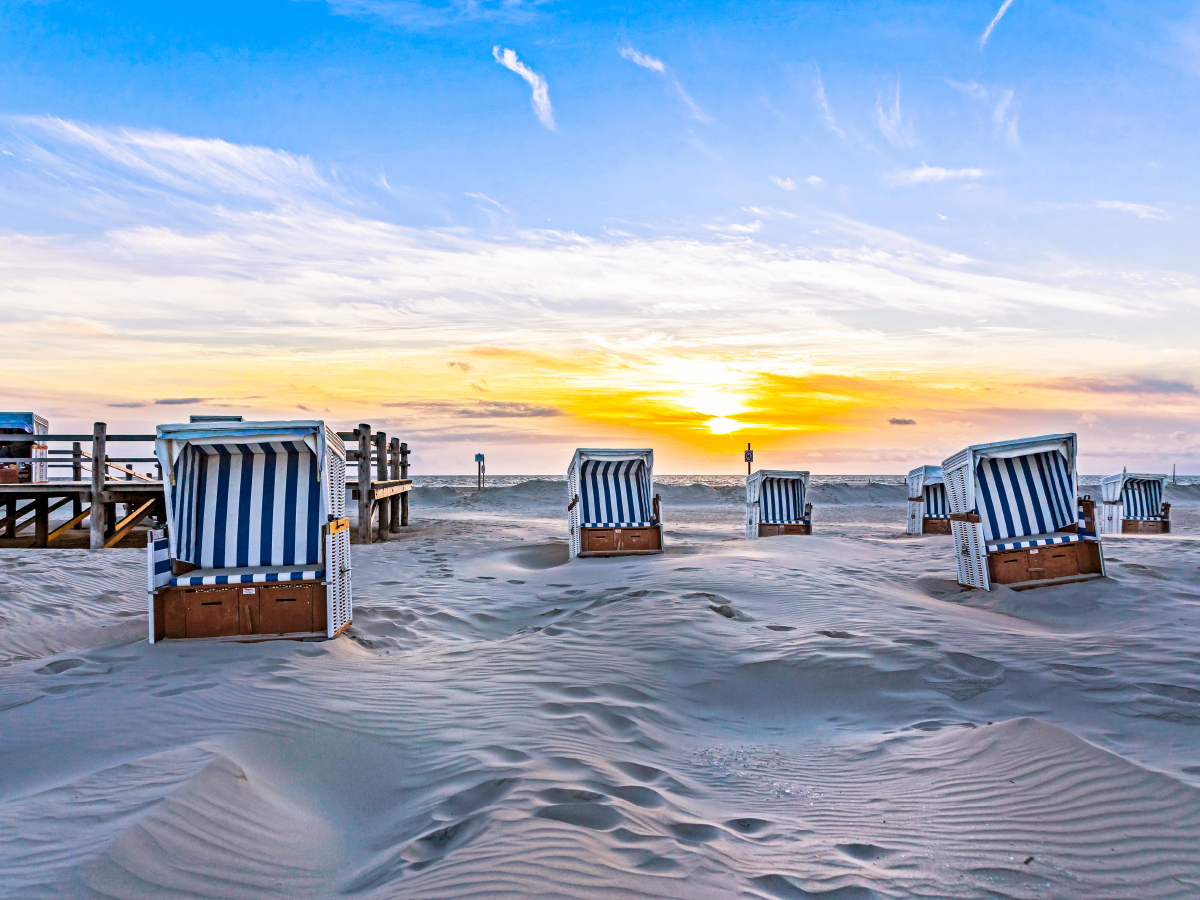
[1,422,413,549]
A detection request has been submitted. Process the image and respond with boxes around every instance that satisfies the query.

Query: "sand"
[1,481,1199,898]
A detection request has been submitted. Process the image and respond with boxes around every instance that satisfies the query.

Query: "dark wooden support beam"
[399,441,410,527]
[90,422,107,549]
[357,424,371,544]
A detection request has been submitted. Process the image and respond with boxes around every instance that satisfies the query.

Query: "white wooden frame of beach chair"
[0,413,49,484]
[567,449,662,559]
[906,465,950,535]
[745,470,811,538]
[942,433,1104,591]
[147,420,350,642]
[1097,471,1169,535]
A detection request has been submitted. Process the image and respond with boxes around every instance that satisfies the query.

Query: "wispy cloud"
[805,175,825,186]
[770,176,796,190]
[889,417,916,425]
[325,0,535,29]
[1094,200,1164,219]
[671,80,710,122]
[876,81,915,147]
[1051,376,1195,395]
[465,191,508,211]
[991,89,1020,144]
[619,45,664,72]
[383,400,564,417]
[885,164,987,186]
[812,67,845,138]
[492,47,555,131]
[155,397,206,405]
[980,0,1016,49]
[619,45,710,122]
[947,80,988,101]
[11,115,332,203]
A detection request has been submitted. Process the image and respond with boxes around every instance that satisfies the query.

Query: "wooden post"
[3,499,12,538]
[400,441,410,527]
[90,422,107,550]
[389,437,401,533]
[357,424,371,544]
[35,496,49,548]
[375,430,387,540]
[71,441,83,526]
[124,460,134,518]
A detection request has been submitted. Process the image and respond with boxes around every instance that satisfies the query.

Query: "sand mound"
[808,483,907,506]
[2,492,1198,898]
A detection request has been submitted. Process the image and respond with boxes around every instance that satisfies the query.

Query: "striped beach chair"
[942,433,1105,590]
[906,465,949,534]
[746,470,811,538]
[567,449,662,558]
[148,420,351,642]
[1097,471,1169,535]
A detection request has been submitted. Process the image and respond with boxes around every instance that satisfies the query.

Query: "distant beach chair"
[567,449,662,558]
[0,412,48,484]
[745,470,811,538]
[1096,471,1169,535]
[906,465,949,534]
[147,419,351,642]
[942,433,1104,591]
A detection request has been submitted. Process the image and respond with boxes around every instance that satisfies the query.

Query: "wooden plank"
[77,450,156,482]
[90,422,107,550]
[0,434,156,442]
[0,482,162,495]
[371,481,412,500]
[1,500,36,533]
[47,506,92,543]
[375,430,388,540]
[103,498,157,549]
[399,441,410,528]
[357,424,371,544]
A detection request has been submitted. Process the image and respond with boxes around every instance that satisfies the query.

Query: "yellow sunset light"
[705,416,747,435]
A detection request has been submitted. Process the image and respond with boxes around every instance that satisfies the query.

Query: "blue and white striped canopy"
[760,476,805,524]
[166,441,323,569]
[578,458,652,527]
[976,450,1075,542]
[1122,478,1164,520]
[924,482,949,517]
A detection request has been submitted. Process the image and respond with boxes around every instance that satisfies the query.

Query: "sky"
[1,0,1198,474]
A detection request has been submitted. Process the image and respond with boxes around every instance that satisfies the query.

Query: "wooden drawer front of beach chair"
[1076,540,1104,575]
[258,583,317,635]
[1041,546,1081,580]
[988,549,1031,585]
[183,588,240,638]
[1124,519,1168,535]
[621,527,652,551]
[758,523,810,537]
[922,517,952,535]
[581,528,617,553]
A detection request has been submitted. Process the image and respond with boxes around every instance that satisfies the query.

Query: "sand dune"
[1,484,1198,898]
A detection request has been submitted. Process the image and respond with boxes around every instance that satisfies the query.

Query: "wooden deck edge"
[155,630,329,644]
[1005,573,1106,592]
[577,549,665,558]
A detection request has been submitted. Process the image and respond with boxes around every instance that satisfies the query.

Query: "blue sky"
[1,1,1198,473]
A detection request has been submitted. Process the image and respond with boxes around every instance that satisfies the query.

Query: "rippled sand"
[1,483,1199,898]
